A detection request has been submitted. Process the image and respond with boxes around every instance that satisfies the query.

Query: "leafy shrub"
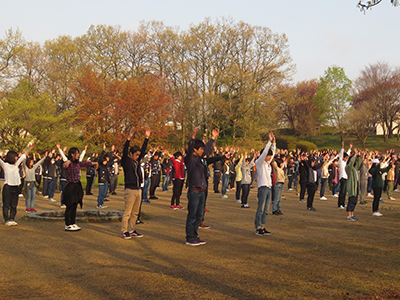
[276,136,297,151]
[296,140,317,152]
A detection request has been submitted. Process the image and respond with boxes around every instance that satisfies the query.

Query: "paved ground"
[1,183,400,299]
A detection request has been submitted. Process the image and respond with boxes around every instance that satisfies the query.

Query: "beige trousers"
[121,188,141,233]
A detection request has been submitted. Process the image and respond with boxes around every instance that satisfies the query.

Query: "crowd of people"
[1,129,399,246]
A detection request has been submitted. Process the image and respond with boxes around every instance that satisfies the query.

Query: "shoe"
[122,232,132,239]
[142,199,150,203]
[222,195,229,199]
[272,211,279,215]
[50,198,56,202]
[197,238,206,245]
[243,204,250,208]
[380,199,385,202]
[214,191,220,193]
[299,199,306,203]
[129,230,143,238]
[277,210,283,215]
[199,222,210,229]
[31,208,36,212]
[170,205,177,210]
[367,193,373,198]
[352,216,358,221]
[288,188,294,191]
[372,211,383,217]
[394,189,399,192]
[86,192,93,195]
[320,196,327,201]
[65,225,73,231]
[347,216,356,221]
[204,208,209,212]
[236,199,241,203]
[307,207,317,211]
[104,198,110,202]
[231,188,236,191]
[26,208,31,212]
[149,196,158,200]
[338,205,345,209]
[262,228,272,235]
[96,205,107,209]
[255,228,265,236]
[332,194,338,198]
[360,201,367,205]
[176,205,185,210]
[19,194,23,197]
[5,220,13,226]
[43,195,49,199]
[185,239,200,246]
[389,197,396,200]
[112,192,117,195]
[60,204,66,208]
[136,219,144,225]
[72,224,81,230]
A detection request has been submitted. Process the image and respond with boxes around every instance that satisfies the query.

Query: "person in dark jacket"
[369,156,392,217]
[97,153,110,209]
[149,152,161,199]
[299,156,324,211]
[120,128,150,239]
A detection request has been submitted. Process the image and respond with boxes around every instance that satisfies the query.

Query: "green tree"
[315,65,352,141]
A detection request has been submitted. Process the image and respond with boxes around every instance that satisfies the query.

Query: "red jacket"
[170,156,185,179]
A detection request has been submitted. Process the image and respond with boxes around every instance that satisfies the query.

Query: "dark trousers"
[338,178,347,207]
[65,203,78,226]
[171,179,184,206]
[43,177,49,196]
[86,176,94,195]
[347,196,358,212]
[18,178,24,195]
[300,182,306,200]
[372,187,382,212]
[2,184,19,221]
[241,184,250,204]
[213,172,221,192]
[186,188,205,241]
[150,174,160,197]
[229,173,235,189]
[235,181,242,200]
[306,183,316,208]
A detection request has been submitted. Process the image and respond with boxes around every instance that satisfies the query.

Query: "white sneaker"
[338,205,345,209]
[367,193,373,198]
[50,198,56,202]
[394,189,399,192]
[389,197,396,200]
[236,199,241,203]
[372,211,383,217]
[288,188,294,191]
[43,195,49,199]
[320,196,327,201]
[5,220,13,226]
[60,204,66,208]
[18,194,23,197]
[72,224,81,230]
[11,220,17,226]
[332,194,338,198]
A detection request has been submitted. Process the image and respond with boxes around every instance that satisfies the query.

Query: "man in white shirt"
[338,142,352,209]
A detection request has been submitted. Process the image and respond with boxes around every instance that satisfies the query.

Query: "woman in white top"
[0,145,34,226]
[22,153,46,212]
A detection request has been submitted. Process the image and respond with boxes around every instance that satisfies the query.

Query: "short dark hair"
[4,150,18,164]
[67,147,79,161]
[129,146,141,154]
[194,139,205,150]
[174,151,183,158]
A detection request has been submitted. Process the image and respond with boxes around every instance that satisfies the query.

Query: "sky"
[1,0,399,82]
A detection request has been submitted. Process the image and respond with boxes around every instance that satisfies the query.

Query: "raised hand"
[145,128,151,139]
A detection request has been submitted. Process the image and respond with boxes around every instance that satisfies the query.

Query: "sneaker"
[136,219,144,225]
[299,199,306,203]
[222,195,229,199]
[272,211,279,215]
[277,210,283,215]
[60,204,66,208]
[72,224,81,230]
[43,195,49,199]
[185,239,201,246]
[307,207,317,211]
[231,188,236,191]
[170,205,177,210]
[236,199,241,203]
[394,189,399,192]
[347,216,356,221]
[360,201,367,205]
[288,188,294,191]
[262,228,272,235]
[50,198,56,202]
[255,228,265,236]
[243,204,250,208]
[100,205,107,208]
[129,230,143,238]
[338,205,345,209]
[149,196,158,200]
[204,208,209,212]
[19,194,23,197]
[367,193,373,198]
[112,192,117,195]
[379,199,385,202]
[372,211,383,217]
[31,208,37,212]
[26,208,31,212]
[332,194,338,198]
[122,232,131,239]
[320,196,327,201]
[197,238,206,245]
[389,197,396,200]
[199,222,210,229]
[176,205,185,210]
[142,199,150,203]
[65,225,73,231]
[352,216,359,221]
[5,220,13,226]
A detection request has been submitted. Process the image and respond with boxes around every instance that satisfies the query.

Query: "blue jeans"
[185,188,205,241]
[320,178,328,197]
[59,179,67,205]
[255,186,272,229]
[47,178,57,199]
[273,182,283,212]
[332,182,339,195]
[162,174,170,191]
[222,174,229,195]
[97,182,108,206]
[25,182,36,209]
[142,178,150,200]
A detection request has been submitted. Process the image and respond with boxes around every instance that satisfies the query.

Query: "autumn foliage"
[71,68,173,147]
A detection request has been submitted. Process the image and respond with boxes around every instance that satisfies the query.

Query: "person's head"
[343,152,349,162]
[4,150,18,164]
[26,157,34,169]
[372,157,380,168]
[174,151,183,161]
[193,139,205,157]
[245,157,251,166]
[153,152,160,160]
[129,145,141,161]
[309,157,316,167]
[67,147,80,162]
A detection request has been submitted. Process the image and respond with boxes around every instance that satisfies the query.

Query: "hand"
[56,143,61,149]
[349,143,353,149]
[341,141,344,148]
[63,146,67,153]
[128,127,135,140]
[85,145,88,151]
[103,143,106,150]
[145,128,151,139]
[63,160,72,169]
[211,127,219,139]
[192,126,199,139]
[268,132,274,142]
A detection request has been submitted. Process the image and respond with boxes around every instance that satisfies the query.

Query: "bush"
[276,136,297,151]
[296,140,317,152]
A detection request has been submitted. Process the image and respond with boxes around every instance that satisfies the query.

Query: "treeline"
[1,18,399,152]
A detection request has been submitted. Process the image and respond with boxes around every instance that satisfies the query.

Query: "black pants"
[18,178,24,195]
[150,173,160,197]
[339,178,347,207]
[347,196,358,212]
[229,173,235,189]
[300,182,306,200]
[65,203,78,226]
[86,176,94,195]
[306,183,316,208]
[372,187,382,212]
[2,184,19,221]
[202,187,209,222]
[171,179,184,206]
[241,184,250,204]
[213,172,221,192]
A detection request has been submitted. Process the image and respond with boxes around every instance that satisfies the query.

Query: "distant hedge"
[296,141,317,152]
[276,136,297,151]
